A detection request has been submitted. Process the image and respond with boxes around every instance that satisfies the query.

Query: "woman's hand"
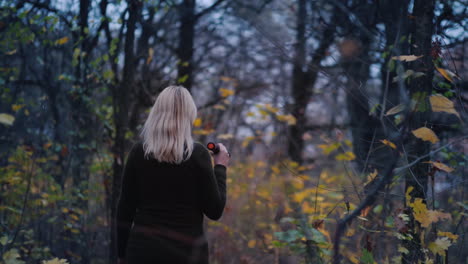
[212,143,230,167]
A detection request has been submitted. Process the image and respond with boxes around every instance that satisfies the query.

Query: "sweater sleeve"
[195,144,227,220]
[116,144,139,258]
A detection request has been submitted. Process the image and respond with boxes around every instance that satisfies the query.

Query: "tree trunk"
[177,0,195,91]
[110,0,140,262]
[287,0,308,164]
[402,0,435,263]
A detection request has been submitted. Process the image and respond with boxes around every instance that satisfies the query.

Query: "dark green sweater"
[116,141,227,263]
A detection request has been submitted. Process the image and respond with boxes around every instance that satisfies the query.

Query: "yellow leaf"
[411,127,439,143]
[6,49,17,55]
[61,208,69,213]
[70,214,79,221]
[258,109,269,117]
[213,104,226,110]
[380,139,396,149]
[55,36,69,45]
[398,246,409,255]
[391,55,423,62]
[435,67,460,83]
[263,104,279,113]
[347,253,360,264]
[292,189,312,203]
[193,118,202,127]
[335,151,355,161]
[302,201,315,214]
[291,178,304,189]
[276,114,296,125]
[219,88,234,98]
[193,129,215,135]
[437,231,458,242]
[242,136,255,148]
[410,198,451,227]
[428,237,451,256]
[364,169,378,185]
[405,186,414,202]
[219,76,234,82]
[271,166,280,174]
[146,47,154,65]
[429,94,460,118]
[217,133,234,140]
[318,143,340,155]
[424,161,454,173]
[0,113,15,126]
[11,104,24,112]
[385,104,406,116]
[41,257,70,264]
[247,239,256,248]
[246,111,255,117]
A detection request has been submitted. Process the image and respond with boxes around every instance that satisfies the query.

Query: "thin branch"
[194,0,226,21]
[394,135,468,174]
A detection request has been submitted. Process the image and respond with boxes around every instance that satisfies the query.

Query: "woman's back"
[117,141,227,264]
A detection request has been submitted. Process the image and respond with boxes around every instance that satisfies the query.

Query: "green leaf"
[177,74,189,84]
[274,230,301,243]
[373,205,383,214]
[360,248,375,264]
[2,248,25,264]
[0,235,8,245]
[103,70,114,80]
[310,228,327,244]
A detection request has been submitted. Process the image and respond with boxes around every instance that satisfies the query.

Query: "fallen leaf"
[429,94,460,118]
[412,127,439,143]
[391,55,423,62]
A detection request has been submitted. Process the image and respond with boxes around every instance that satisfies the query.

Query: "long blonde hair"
[141,85,197,164]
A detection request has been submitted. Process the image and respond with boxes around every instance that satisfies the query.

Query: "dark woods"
[0,0,466,263]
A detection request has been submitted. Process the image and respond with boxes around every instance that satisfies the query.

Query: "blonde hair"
[141,85,197,164]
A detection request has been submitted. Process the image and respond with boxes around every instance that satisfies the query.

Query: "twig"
[6,152,36,251]
[333,150,399,264]
[393,135,468,174]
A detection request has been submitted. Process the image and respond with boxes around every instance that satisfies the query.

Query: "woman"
[116,85,230,264]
